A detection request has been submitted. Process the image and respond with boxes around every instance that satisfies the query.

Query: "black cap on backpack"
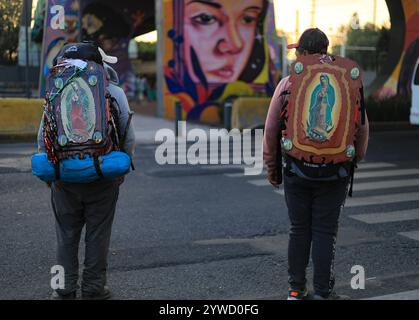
[53,41,103,66]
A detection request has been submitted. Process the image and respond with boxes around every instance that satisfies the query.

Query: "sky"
[136,0,390,43]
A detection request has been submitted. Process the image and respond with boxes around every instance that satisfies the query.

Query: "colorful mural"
[36,0,155,99]
[162,0,280,123]
[38,0,81,97]
[378,0,419,99]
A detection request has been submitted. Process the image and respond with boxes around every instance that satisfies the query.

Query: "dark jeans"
[50,179,120,296]
[284,172,349,297]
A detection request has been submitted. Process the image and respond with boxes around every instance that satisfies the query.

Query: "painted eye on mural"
[240,10,261,25]
[191,13,218,26]
[241,15,257,24]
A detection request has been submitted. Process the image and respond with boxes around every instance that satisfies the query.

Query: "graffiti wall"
[162,0,280,123]
[378,0,419,98]
[36,0,155,99]
[38,0,81,97]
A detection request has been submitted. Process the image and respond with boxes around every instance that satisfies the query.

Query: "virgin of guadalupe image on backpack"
[307,73,336,142]
[31,42,133,184]
[61,79,96,144]
[280,53,365,165]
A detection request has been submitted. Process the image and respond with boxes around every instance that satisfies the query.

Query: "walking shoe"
[287,288,308,300]
[50,290,77,300]
[81,286,112,300]
[312,291,351,300]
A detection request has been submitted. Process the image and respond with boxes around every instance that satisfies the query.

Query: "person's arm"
[355,112,369,162]
[263,77,290,187]
[37,115,46,153]
[107,84,136,158]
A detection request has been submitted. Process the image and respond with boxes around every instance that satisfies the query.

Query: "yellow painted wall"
[0,99,43,138]
[231,97,271,130]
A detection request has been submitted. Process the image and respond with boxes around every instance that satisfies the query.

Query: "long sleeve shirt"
[263,76,369,172]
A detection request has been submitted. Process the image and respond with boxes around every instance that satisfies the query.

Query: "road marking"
[357,162,397,170]
[355,168,419,179]
[350,209,419,224]
[0,158,31,171]
[275,189,285,196]
[364,289,419,300]
[226,171,266,178]
[345,192,419,207]
[353,178,419,191]
[398,230,419,241]
[205,164,245,170]
[248,179,271,187]
[248,176,419,190]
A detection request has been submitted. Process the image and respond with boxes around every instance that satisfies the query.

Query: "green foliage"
[332,20,390,72]
[366,96,411,122]
[0,1,23,64]
[136,41,156,61]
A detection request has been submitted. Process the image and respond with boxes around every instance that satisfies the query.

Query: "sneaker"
[81,286,112,300]
[312,291,351,300]
[50,290,77,300]
[287,288,308,300]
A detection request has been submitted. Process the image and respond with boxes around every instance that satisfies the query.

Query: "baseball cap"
[287,28,329,54]
[54,42,118,65]
[98,47,118,64]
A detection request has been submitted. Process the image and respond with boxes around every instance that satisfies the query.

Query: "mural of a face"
[184,0,264,84]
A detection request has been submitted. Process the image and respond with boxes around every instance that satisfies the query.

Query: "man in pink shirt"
[263,28,369,300]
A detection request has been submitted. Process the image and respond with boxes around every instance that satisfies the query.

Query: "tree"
[333,14,390,72]
[0,1,23,64]
[136,41,156,61]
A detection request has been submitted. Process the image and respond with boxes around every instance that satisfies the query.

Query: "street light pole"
[310,0,316,28]
[24,0,30,98]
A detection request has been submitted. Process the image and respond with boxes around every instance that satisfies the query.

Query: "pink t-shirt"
[263,76,369,171]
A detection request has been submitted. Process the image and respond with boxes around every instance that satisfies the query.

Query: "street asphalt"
[1,119,419,300]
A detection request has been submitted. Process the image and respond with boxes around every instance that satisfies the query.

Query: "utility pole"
[295,9,300,40]
[23,0,31,99]
[373,0,377,29]
[310,0,316,28]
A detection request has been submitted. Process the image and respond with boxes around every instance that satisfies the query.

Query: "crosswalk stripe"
[357,162,397,170]
[353,178,419,191]
[364,289,419,300]
[350,209,419,224]
[398,230,419,241]
[248,179,271,187]
[205,164,245,170]
[355,168,419,179]
[345,192,419,207]
[275,189,285,196]
[246,176,419,190]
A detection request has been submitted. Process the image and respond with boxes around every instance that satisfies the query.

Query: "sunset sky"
[136,0,390,43]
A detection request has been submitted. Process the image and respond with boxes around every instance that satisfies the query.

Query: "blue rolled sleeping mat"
[31,151,131,183]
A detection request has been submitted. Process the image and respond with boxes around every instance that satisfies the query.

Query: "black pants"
[284,172,349,298]
[50,179,120,296]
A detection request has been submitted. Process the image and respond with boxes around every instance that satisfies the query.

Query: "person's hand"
[267,168,280,189]
[116,176,125,186]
